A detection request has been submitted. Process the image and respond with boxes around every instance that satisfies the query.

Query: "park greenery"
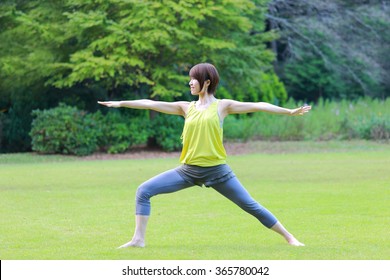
[29,98,390,156]
[0,0,389,154]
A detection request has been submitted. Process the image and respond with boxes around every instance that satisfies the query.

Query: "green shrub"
[0,112,5,151]
[341,115,390,141]
[224,115,257,141]
[151,114,184,151]
[337,98,390,141]
[95,111,150,154]
[0,103,34,153]
[224,99,306,141]
[368,119,390,140]
[28,98,389,156]
[223,98,390,142]
[30,104,100,156]
[258,72,288,106]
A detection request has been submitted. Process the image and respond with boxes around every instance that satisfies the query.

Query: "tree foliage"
[267,0,390,101]
[0,0,278,152]
[1,0,276,100]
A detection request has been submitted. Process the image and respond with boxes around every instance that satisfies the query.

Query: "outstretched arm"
[98,100,190,117]
[219,99,311,119]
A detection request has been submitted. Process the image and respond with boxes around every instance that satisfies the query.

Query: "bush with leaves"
[30,104,100,156]
[95,111,150,154]
[341,116,390,141]
[151,114,184,152]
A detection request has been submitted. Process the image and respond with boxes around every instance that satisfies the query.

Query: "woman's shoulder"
[218,99,236,109]
[217,99,239,119]
[181,101,196,117]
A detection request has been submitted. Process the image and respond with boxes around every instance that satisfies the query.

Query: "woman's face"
[189,77,201,95]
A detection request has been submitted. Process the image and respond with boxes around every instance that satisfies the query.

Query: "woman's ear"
[202,80,210,91]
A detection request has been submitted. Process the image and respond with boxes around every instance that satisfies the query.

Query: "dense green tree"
[0,0,279,152]
[1,0,276,100]
[267,0,390,102]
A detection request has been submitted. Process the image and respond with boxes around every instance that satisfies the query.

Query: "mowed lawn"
[0,141,389,260]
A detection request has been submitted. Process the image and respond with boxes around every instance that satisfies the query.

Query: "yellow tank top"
[180,100,227,166]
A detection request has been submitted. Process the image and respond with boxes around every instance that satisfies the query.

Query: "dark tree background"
[267,0,389,102]
[0,0,388,152]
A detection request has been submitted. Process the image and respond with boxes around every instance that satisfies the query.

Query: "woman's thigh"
[137,169,194,197]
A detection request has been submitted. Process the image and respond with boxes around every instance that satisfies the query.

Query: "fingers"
[300,104,312,114]
[97,101,113,107]
[292,105,311,116]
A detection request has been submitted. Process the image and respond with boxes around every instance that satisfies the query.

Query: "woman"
[98,63,311,248]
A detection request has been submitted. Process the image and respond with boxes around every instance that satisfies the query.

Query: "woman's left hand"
[290,105,312,116]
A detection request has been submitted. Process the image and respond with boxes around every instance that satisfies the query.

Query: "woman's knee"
[136,183,152,203]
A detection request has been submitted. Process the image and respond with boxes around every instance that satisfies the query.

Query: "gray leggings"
[135,169,278,228]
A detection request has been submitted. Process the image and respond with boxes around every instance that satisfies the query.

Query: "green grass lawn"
[1,141,389,260]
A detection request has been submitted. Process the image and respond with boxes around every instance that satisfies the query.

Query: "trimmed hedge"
[93,111,150,154]
[151,114,184,152]
[29,104,184,156]
[30,104,100,156]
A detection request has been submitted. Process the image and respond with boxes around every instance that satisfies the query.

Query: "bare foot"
[286,236,305,246]
[117,239,145,248]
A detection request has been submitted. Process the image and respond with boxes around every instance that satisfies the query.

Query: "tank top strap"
[189,100,196,110]
[213,99,223,127]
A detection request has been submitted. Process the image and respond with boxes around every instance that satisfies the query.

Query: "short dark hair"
[189,63,219,94]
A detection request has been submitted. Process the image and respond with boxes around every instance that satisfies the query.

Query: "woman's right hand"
[97,101,121,108]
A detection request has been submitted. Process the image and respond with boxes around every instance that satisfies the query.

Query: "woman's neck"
[197,93,216,105]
